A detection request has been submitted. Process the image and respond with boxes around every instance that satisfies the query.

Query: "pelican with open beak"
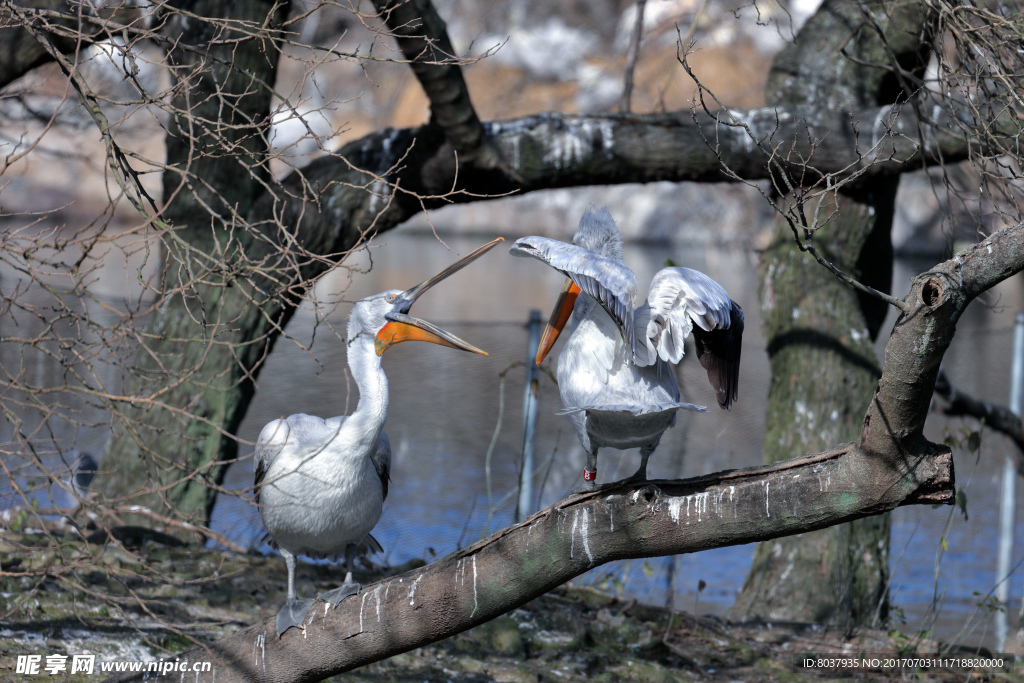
[255,237,501,636]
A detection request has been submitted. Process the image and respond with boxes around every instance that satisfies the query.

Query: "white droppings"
[545,125,586,169]
[381,128,401,159]
[569,508,594,563]
[668,497,685,523]
[359,590,369,632]
[367,178,390,214]
[542,117,616,170]
[693,492,709,522]
[408,574,423,606]
[580,509,593,563]
[777,558,795,584]
[794,400,817,430]
[470,555,479,617]
[762,480,771,517]
[374,584,383,622]
[253,633,265,671]
[570,511,577,558]
[598,119,615,151]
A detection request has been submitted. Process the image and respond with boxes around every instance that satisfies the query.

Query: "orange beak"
[373,237,502,357]
[375,317,488,357]
[536,278,581,365]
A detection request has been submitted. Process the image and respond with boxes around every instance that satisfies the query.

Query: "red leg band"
[583,468,597,482]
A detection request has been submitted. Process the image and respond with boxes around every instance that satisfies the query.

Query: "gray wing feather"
[510,236,638,349]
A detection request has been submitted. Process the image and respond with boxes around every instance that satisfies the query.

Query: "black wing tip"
[696,299,744,410]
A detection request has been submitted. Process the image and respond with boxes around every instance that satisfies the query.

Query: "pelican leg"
[623,443,657,484]
[568,448,600,494]
[319,544,361,607]
[614,446,655,483]
[276,548,313,636]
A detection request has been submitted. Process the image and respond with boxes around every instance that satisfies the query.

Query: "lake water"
[2,227,1023,649]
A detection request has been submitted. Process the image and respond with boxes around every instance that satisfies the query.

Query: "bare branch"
[934,368,1024,471]
[369,0,499,170]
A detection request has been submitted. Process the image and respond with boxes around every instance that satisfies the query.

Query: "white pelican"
[255,238,501,636]
[510,206,742,489]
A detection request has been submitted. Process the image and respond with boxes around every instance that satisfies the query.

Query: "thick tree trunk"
[730,189,893,626]
[730,0,933,625]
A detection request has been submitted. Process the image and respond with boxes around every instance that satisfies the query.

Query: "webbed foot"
[319,581,360,607]
[619,471,649,485]
[276,598,314,636]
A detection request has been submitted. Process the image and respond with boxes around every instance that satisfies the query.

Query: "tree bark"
[106,223,1024,682]
[730,189,893,626]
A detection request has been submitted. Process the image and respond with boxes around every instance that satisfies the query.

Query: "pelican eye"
[385,293,396,303]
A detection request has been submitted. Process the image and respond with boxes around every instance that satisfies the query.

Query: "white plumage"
[510,206,742,489]
[255,238,500,635]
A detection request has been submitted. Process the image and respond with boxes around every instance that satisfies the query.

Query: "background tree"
[728,0,931,627]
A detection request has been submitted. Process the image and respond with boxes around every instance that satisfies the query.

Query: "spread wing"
[509,236,638,349]
[253,414,344,505]
[633,267,743,408]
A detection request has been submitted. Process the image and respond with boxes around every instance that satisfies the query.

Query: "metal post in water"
[517,309,542,523]
[996,313,1024,650]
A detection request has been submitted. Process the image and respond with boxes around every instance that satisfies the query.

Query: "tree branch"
[369,0,499,170]
[934,368,1024,466]
[858,224,1024,461]
[108,445,951,683]
[273,97,991,265]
